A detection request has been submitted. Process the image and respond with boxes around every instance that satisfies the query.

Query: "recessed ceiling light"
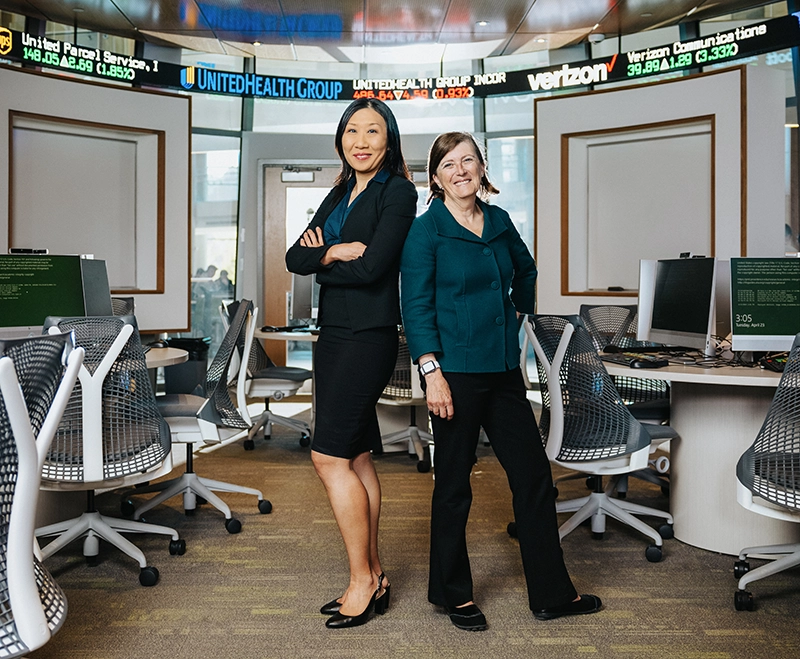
[476,20,489,27]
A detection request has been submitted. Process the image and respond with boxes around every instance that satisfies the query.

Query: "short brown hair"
[426,132,499,203]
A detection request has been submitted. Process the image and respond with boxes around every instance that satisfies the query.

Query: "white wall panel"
[0,65,190,332]
[535,66,785,316]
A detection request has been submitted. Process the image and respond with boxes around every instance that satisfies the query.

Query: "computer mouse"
[149,340,168,348]
[630,358,668,369]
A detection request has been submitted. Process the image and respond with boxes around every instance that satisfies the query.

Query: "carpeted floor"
[29,408,800,659]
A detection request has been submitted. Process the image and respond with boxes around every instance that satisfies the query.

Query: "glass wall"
[486,137,535,250]
[189,134,241,352]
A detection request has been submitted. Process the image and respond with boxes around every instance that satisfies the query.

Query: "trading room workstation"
[599,255,799,555]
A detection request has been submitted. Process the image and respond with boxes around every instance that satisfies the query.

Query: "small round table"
[145,347,189,369]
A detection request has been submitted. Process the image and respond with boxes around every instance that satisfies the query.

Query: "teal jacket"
[400,198,537,373]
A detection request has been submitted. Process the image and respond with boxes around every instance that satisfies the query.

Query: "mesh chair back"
[580,305,638,352]
[42,316,170,482]
[579,304,670,407]
[737,334,800,511]
[225,299,276,374]
[530,314,650,462]
[202,300,251,430]
[382,328,413,401]
[0,334,73,655]
[111,297,135,316]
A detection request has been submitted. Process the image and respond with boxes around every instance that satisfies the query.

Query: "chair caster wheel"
[507,521,518,538]
[592,531,605,541]
[169,539,186,555]
[300,434,311,447]
[658,524,674,540]
[184,507,196,516]
[645,545,663,562]
[416,460,431,473]
[225,518,242,534]
[121,498,135,516]
[243,439,255,451]
[258,499,273,514]
[734,590,754,611]
[139,566,159,587]
[734,560,750,579]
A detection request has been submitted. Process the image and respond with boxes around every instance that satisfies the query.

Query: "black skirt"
[311,325,398,459]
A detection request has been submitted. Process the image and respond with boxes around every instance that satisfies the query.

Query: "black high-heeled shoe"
[325,587,379,629]
[320,597,342,615]
[374,572,391,615]
[321,572,389,615]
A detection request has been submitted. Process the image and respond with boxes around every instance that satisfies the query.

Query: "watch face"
[420,360,438,374]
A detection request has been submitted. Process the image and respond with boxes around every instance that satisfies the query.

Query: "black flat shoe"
[325,590,378,629]
[445,604,487,631]
[533,594,602,621]
[320,598,342,615]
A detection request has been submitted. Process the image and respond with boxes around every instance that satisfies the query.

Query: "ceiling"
[0,0,779,62]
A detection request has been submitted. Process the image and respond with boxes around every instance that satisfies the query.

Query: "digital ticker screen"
[2,13,800,101]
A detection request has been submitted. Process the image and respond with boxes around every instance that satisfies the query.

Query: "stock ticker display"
[2,13,800,102]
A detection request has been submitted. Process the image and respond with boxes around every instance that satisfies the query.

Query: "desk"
[253,329,318,344]
[254,329,317,429]
[605,362,798,555]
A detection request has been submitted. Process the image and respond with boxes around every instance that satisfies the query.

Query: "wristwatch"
[418,359,441,376]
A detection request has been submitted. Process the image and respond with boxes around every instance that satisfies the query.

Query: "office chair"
[0,333,83,657]
[377,327,433,473]
[35,315,185,587]
[579,304,672,497]
[122,299,272,533]
[526,314,676,561]
[235,304,312,449]
[111,296,136,316]
[579,304,671,420]
[733,333,800,611]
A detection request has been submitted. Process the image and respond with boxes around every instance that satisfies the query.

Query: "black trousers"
[427,368,578,611]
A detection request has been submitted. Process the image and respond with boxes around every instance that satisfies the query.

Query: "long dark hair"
[333,98,411,187]
[427,131,499,202]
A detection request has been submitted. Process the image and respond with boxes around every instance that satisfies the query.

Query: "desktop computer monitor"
[637,257,727,357]
[729,257,800,352]
[0,254,113,339]
[289,273,320,323]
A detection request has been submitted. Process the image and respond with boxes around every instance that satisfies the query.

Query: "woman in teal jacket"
[400,132,601,631]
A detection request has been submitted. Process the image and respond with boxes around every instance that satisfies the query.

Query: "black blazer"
[285,173,417,332]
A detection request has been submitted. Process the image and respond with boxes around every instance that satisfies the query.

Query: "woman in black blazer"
[286,98,417,629]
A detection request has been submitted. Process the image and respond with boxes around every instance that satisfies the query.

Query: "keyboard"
[600,352,669,369]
